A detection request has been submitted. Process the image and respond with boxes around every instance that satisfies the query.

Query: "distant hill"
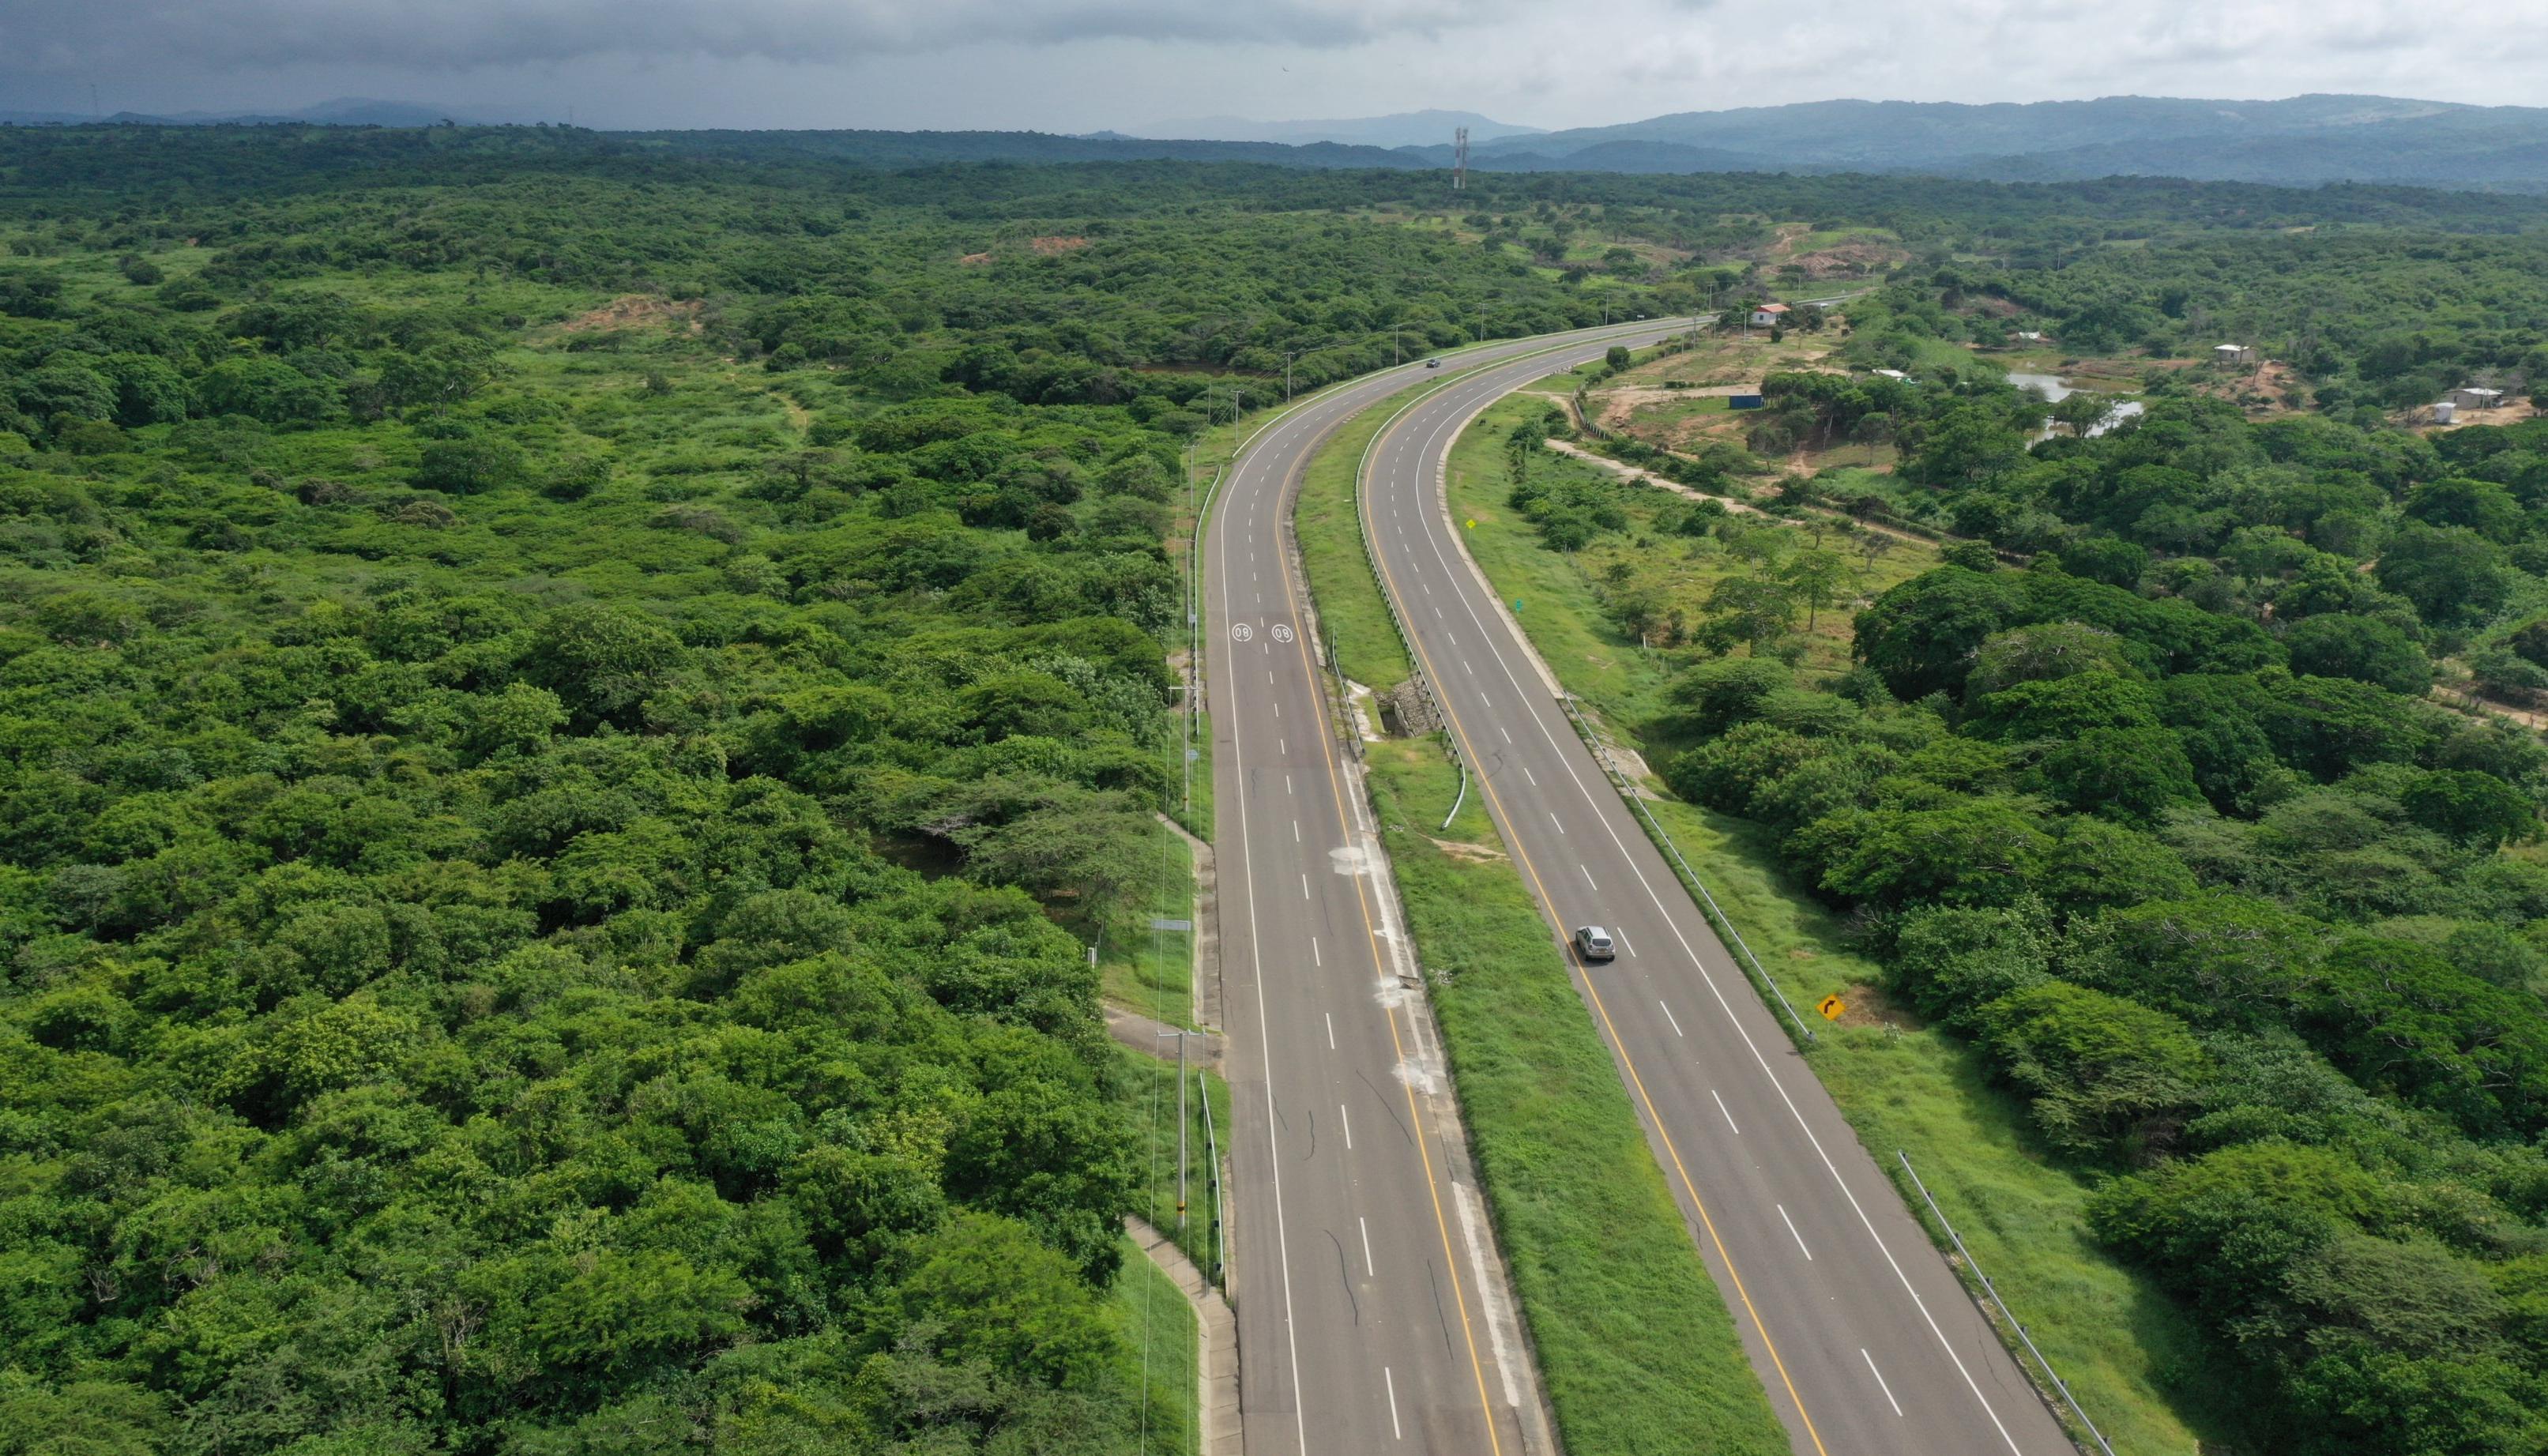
[0,97,510,127]
[1457,95,2548,189]
[1127,109,1542,150]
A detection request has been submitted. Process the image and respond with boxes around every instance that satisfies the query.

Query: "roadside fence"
[1897,1150,2117,1456]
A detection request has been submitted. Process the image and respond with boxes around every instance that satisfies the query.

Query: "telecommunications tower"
[1453,126,1469,190]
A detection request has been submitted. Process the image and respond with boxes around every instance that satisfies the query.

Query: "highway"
[1352,347,2080,1455]
[1202,323,1679,1455]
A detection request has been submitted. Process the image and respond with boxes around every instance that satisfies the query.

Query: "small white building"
[1749,302,1790,329]
[2015,330,2046,343]
[2433,401,2460,424]
[1872,368,1912,381]
[2214,343,2257,367]
[2446,386,2507,410]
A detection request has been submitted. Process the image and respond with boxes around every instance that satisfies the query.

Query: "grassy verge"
[1096,821,1199,1031]
[1112,1234,1201,1456]
[1446,393,1941,702]
[1180,707,1214,845]
[1438,412,2230,1450]
[1293,401,1416,695]
[1364,738,1790,1455]
[1116,1044,1234,1283]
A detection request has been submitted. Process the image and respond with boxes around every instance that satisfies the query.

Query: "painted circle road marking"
[1230,623,1253,642]
[1270,623,1295,643]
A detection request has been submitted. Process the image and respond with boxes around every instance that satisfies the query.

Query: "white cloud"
[0,0,1493,72]
[2,0,2542,129]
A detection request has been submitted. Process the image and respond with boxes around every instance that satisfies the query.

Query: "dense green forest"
[0,133,1665,1452]
[1527,339,2548,1450]
[6,125,2548,1451]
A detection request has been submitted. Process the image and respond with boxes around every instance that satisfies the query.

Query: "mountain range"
[6,93,2546,192]
[0,98,517,128]
[1432,95,2548,189]
[1100,95,2548,191]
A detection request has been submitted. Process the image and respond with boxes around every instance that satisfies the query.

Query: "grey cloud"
[0,0,1483,72]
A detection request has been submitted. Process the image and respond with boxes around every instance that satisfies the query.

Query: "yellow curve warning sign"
[1817,993,1846,1021]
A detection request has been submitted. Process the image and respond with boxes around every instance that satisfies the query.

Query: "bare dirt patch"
[958,251,993,266]
[2185,358,2304,417]
[559,295,702,336]
[1428,836,1509,864]
[1790,241,1906,280]
[1029,235,1090,255]
[2415,401,2537,435]
[1835,980,1924,1032]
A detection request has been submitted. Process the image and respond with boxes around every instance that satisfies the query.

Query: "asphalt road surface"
[1203,324,1680,1456]
[1353,344,2080,1456]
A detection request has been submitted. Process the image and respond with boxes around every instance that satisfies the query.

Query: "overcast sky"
[3,0,2542,131]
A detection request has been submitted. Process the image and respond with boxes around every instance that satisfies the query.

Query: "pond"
[2010,371,2144,438]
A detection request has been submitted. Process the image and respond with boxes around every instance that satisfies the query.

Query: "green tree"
[2375,522,2511,628]
[1814,797,2053,908]
[862,1213,1122,1388]
[1700,576,1797,656]
[1978,981,2211,1161]
[412,436,529,495]
[1852,567,2019,700]
[2399,769,2537,848]
[2035,725,2203,823]
[2283,615,2433,697]
[1777,547,1851,632]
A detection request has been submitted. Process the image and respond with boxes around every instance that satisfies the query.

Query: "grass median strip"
[1364,738,1790,1456]
[1293,401,1414,696]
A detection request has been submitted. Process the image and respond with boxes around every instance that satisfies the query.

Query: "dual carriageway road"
[1202,323,2076,1456]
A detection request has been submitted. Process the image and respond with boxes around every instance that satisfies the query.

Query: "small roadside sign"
[1150,919,1194,932]
[1465,517,1477,529]
[1818,994,1846,1021]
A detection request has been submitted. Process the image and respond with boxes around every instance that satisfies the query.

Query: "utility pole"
[1160,1030,1191,1228]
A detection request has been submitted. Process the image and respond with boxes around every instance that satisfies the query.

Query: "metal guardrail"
[1202,1066,1225,1287]
[1556,693,1819,1048]
[1898,1150,2116,1456]
[1440,758,1468,833]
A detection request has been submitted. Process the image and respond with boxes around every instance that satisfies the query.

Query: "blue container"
[1729,393,1765,410]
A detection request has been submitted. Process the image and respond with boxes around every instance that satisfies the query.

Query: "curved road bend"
[1352,349,2081,1455]
[1205,323,1681,1455]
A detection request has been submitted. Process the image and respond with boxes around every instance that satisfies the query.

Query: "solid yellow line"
[1361,367,1835,1456]
[1271,411,1511,1456]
